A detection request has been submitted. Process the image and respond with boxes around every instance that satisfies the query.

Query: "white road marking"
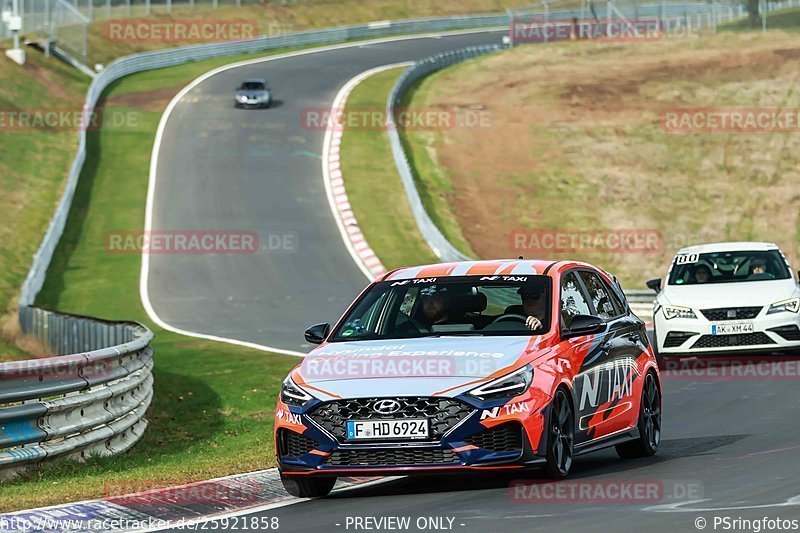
[321,62,413,282]
[140,29,501,357]
[643,495,800,513]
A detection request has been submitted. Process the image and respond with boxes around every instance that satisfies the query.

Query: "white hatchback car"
[649,242,800,356]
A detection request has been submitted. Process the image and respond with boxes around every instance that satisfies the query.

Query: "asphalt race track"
[173,363,800,532]
[146,31,503,353]
[150,31,800,533]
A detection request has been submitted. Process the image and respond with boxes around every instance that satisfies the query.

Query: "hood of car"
[295,336,537,399]
[661,278,799,309]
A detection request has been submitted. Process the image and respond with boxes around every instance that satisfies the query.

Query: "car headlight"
[281,375,314,406]
[767,298,800,315]
[236,95,246,102]
[663,306,697,320]
[467,365,533,401]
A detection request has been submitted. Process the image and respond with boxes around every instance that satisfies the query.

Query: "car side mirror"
[566,314,604,337]
[646,278,662,294]
[304,323,330,345]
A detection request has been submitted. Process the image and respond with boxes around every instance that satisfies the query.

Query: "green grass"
[397,76,480,258]
[0,49,91,359]
[81,0,522,65]
[395,32,800,287]
[721,6,800,32]
[0,49,306,512]
[339,67,440,269]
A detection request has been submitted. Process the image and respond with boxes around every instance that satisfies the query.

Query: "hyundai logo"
[373,399,402,415]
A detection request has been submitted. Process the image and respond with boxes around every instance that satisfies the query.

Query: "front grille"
[768,325,800,341]
[326,447,459,467]
[700,307,762,321]
[664,331,696,348]
[465,423,523,453]
[279,429,318,457]
[692,332,775,349]
[307,397,474,442]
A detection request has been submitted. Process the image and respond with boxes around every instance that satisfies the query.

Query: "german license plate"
[346,419,428,440]
[711,322,754,335]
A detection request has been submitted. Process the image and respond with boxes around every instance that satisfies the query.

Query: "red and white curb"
[322,63,414,282]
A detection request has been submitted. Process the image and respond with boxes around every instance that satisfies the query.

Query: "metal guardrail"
[626,289,657,304]
[387,44,502,262]
[16,14,513,310]
[7,20,516,479]
[1,308,153,478]
[385,3,742,264]
[7,1,766,309]
[2,3,751,477]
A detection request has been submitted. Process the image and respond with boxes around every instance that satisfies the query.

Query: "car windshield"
[240,82,265,90]
[329,275,552,342]
[668,249,790,286]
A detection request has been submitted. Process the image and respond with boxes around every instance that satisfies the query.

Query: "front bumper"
[235,98,270,107]
[655,307,800,355]
[275,392,549,476]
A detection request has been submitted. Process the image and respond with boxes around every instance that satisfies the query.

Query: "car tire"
[616,371,661,459]
[280,474,336,498]
[544,388,574,479]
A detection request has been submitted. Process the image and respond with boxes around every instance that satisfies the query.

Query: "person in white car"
[649,242,800,357]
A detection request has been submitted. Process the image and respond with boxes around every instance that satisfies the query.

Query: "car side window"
[561,273,592,326]
[578,271,617,320]
[605,279,627,316]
